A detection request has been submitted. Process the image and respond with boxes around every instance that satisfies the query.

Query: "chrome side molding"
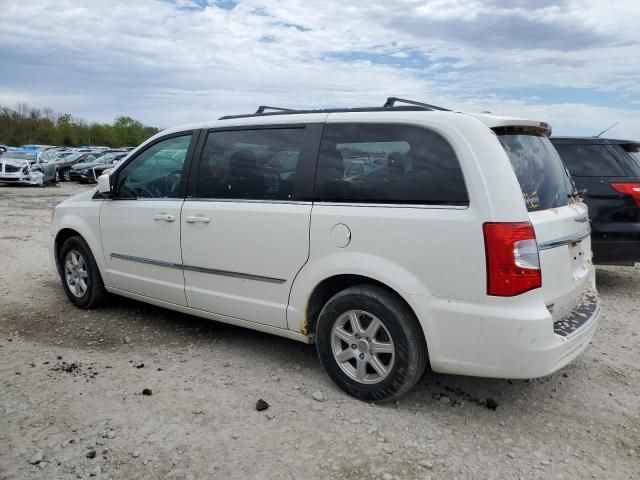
[110,253,286,284]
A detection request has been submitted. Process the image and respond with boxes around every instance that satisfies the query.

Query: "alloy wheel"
[331,310,395,384]
[64,250,89,297]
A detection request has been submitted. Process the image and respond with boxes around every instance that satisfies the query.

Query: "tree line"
[0,103,161,148]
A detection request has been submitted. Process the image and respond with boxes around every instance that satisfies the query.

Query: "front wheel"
[60,168,71,182]
[316,285,428,402]
[59,236,107,309]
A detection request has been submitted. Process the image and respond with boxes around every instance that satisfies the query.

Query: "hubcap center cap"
[357,340,369,353]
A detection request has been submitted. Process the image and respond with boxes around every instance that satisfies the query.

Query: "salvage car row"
[0,145,132,186]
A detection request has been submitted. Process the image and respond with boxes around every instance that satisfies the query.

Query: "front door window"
[115,135,192,199]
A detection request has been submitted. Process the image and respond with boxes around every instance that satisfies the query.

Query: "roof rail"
[383,97,450,111]
[255,105,296,114]
[218,97,453,120]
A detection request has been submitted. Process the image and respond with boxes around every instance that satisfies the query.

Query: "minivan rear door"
[496,128,593,318]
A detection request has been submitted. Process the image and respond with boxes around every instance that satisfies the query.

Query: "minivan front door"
[100,133,196,306]
[180,126,319,328]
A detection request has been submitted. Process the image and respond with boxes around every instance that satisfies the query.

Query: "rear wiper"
[568,188,587,199]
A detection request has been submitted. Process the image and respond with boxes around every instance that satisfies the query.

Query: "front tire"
[316,285,428,402]
[60,168,71,182]
[59,236,107,309]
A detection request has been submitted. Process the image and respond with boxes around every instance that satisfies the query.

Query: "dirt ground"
[0,183,638,480]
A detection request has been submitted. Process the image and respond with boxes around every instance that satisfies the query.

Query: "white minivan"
[51,98,600,401]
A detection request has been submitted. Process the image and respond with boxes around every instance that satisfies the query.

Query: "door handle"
[184,215,211,224]
[153,213,176,222]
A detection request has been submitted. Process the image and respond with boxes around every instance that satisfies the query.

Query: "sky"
[0,0,639,138]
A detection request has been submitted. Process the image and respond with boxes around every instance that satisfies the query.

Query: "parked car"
[56,151,102,181]
[551,137,640,265]
[0,149,57,186]
[51,98,600,401]
[69,152,128,183]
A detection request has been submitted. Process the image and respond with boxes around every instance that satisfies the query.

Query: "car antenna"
[595,122,619,137]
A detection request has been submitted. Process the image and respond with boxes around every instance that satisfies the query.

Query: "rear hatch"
[495,127,593,320]
[551,141,640,249]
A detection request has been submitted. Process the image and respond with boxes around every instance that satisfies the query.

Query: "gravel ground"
[0,183,639,480]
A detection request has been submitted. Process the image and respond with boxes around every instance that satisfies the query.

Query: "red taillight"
[483,222,541,297]
[610,182,640,208]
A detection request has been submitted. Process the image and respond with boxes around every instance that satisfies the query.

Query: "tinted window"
[554,144,626,177]
[497,131,574,212]
[621,144,640,170]
[115,134,191,199]
[195,128,305,200]
[314,123,468,205]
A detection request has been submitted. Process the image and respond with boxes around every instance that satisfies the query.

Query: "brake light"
[483,222,541,296]
[610,182,640,208]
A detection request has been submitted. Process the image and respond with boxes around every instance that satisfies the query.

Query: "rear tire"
[60,168,71,182]
[58,236,107,309]
[316,285,428,402]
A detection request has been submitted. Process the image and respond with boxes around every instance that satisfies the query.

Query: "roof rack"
[218,97,451,120]
[255,105,296,114]
[383,97,450,111]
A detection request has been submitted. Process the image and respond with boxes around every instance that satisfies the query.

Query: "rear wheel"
[316,285,428,402]
[59,236,107,308]
[60,168,71,182]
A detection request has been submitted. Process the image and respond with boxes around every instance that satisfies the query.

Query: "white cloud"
[0,0,638,138]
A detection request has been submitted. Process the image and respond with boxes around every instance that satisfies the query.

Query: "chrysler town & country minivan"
[51,98,600,401]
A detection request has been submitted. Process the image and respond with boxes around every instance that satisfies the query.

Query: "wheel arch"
[54,228,82,273]
[302,274,428,355]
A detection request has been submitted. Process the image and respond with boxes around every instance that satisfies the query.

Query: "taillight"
[483,222,541,297]
[610,182,640,208]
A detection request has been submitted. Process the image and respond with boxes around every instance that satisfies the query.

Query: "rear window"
[553,144,626,177]
[622,144,640,169]
[315,123,469,205]
[496,129,574,212]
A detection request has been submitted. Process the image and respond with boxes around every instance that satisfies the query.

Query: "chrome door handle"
[153,213,176,222]
[184,215,211,224]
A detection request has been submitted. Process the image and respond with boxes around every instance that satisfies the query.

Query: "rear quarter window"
[315,123,469,205]
[553,144,627,177]
[620,144,640,171]
[495,129,574,212]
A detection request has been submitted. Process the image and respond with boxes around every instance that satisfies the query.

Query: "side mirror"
[97,174,112,197]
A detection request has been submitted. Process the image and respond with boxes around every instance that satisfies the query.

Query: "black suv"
[551,137,640,265]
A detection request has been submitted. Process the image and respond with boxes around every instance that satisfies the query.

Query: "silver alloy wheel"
[63,169,71,181]
[331,310,395,384]
[64,250,89,297]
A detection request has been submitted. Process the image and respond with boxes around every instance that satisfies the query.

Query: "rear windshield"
[553,144,626,177]
[495,128,574,212]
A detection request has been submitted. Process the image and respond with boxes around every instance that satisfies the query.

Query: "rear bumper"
[592,239,640,264]
[410,290,601,379]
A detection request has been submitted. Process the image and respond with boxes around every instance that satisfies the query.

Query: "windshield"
[64,153,84,161]
[2,152,37,161]
[495,128,574,212]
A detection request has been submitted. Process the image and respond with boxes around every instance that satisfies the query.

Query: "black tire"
[60,168,71,182]
[316,285,428,402]
[58,235,107,309]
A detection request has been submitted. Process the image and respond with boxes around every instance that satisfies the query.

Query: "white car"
[0,150,58,186]
[51,98,600,401]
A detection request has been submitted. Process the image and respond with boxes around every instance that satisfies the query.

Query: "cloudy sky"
[1,0,639,138]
